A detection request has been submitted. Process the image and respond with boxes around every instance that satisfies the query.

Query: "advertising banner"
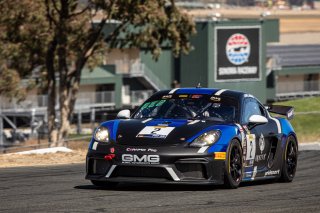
[215,26,261,82]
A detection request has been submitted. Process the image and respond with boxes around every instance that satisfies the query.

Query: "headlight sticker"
[136,126,175,139]
[92,141,98,150]
[197,146,209,153]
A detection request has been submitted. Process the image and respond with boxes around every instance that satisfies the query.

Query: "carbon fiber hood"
[115,119,223,147]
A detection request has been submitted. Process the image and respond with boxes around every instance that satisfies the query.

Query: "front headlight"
[94,126,110,142]
[189,130,221,147]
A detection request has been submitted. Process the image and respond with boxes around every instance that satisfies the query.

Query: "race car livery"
[86,88,298,188]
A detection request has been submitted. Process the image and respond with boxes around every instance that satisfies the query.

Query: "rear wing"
[265,105,294,120]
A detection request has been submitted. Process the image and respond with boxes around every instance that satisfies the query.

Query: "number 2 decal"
[246,134,256,161]
[249,141,253,158]
[151,128,161,134]
[137,126,175,139]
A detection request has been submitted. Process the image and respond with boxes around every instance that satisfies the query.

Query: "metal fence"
[0,91,115,110]
[276,80,320,100]
[76,91,115,106]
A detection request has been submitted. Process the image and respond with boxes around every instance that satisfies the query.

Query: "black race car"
[86,88,298,188]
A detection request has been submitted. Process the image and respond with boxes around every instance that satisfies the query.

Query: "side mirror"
[117,109,130,119]
[248,115,268,129]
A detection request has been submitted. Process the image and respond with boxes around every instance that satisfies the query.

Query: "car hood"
[113,118,225,147]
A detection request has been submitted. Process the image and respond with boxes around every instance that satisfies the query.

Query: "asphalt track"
[0,151,319,213]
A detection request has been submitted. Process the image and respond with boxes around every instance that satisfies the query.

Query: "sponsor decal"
[255,133,266,162]
[162,95,172,99]
[215,27,260,82]
[259,134,265,153]
[214,152,226,160]
[126,148,157,152]
[246,134,256,160]
[255,154,266,162]
[265,170,280,176]
[210,96,221,102]
[179,94,188,98]
[140,100,166,110]
[136,126,175,139]
[122,154,160,164]
[191,94,203,99]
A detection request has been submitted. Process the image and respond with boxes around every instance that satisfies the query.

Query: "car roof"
[153,88,248,100]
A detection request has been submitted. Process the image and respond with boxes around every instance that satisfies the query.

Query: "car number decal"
[246,134,256,161]
[136,126,175,139]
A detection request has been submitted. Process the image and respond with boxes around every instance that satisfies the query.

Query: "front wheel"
[224,139,243,189]
[91,180,118,188]
[280,135,298,182]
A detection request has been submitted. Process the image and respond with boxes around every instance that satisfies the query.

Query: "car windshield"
[133,94,238,122]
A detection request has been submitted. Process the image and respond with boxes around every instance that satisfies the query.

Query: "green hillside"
[275,97,320,142]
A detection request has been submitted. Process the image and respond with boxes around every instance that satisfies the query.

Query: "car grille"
[175,163,207,179]
[112,166,172,180]
[87,158,111,175]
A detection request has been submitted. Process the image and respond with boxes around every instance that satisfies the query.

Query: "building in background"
[1,16,320,141]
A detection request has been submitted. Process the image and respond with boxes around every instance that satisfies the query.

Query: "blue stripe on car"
[175,88,220,95]
[112,120,120,141]
[147,119,188,127]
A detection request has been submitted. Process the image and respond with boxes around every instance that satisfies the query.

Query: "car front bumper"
[85,143,226,185]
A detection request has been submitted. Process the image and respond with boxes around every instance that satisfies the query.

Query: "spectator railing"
[276,80,320,100]
[0,91,115,111]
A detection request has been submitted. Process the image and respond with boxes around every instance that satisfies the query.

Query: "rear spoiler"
[265,105,294,120]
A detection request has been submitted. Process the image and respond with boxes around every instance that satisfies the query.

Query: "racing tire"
[280,135,298,182]
[224,139,243,189]
[91,180,118,188]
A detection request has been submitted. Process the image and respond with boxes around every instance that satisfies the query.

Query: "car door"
[241,97,275,174]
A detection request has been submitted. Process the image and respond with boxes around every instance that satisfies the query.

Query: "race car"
[86,88,298,188]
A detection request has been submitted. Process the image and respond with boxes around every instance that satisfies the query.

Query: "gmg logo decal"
[226,33,250,65]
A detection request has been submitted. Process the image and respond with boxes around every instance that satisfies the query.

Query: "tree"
[0,0,196,146]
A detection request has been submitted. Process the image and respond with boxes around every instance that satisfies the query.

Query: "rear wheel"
[280,135,298,182]
[224,139,243,189]
[91,180,118,188]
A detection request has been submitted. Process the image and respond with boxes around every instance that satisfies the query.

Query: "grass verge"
[275,97,320,142]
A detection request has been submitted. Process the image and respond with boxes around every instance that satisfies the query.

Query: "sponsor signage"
[215,26,261,82]
[122,154,160,165]
[265,170,280,176]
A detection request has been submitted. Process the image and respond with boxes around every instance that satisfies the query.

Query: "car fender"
[207,125,242,153]
[89,120,120,149]
[278,117,298,149]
